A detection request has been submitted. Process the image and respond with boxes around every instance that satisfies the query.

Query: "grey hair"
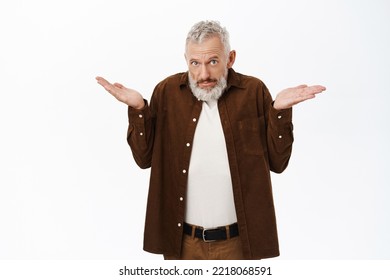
[185,20,231,55]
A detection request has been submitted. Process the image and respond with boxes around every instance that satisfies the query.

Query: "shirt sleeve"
[266,101,294,173]
[127,100,154,169]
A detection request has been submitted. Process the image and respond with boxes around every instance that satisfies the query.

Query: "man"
[96,20,325,260]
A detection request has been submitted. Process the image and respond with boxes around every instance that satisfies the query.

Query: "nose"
[199,64,210,81]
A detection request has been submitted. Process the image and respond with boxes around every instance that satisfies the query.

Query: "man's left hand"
[273,84,326,110]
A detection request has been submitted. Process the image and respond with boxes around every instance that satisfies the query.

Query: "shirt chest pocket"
[237,117,266,156]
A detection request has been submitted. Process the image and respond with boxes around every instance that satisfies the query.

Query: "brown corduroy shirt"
[127,68,293,259]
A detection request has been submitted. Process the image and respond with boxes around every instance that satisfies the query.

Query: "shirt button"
[182,169,187,174]
[192,118,197,122]
[278,135,283,139]
[178,223,182,227]
[186,143,190,147]
[278,115,282,119]
[139,132,143,136]
[138,114,143,118]
[179,197,184,201]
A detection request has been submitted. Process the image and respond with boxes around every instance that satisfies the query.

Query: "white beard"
[189,74,227,102]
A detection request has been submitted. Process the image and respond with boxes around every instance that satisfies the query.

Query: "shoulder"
[228,69,267,90]
[150,72,188,105]
[155,72,187,89]
[227,69,272,104]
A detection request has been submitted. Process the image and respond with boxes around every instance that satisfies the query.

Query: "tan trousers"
[164,234,245,260]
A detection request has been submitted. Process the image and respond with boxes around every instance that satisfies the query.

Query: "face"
[185,36,235,97]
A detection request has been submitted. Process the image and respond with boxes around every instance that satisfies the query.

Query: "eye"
[191,61,199,66]
[210,59,218,65]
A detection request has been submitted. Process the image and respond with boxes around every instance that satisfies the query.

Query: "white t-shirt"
[185,99,237,228]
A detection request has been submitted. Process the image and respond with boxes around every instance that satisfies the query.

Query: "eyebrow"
[189,55,220,62]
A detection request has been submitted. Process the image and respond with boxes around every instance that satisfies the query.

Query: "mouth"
[198,79,217,89]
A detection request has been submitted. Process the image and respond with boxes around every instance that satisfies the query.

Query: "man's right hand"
[96,76,145,109]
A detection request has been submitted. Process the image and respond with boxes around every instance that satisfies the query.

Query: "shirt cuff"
[269,105,292,127]
[128,99,151,124]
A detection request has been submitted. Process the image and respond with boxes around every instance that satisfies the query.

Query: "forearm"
[267,105,294,173]
[127,101,154,169]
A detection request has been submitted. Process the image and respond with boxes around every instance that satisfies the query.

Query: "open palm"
[96,76,145,109]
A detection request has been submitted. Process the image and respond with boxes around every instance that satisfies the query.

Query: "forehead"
[186,36,225,59]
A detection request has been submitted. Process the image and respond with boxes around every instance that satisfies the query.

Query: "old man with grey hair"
[96,20,326,260]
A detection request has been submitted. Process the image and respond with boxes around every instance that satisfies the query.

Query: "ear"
[227,50,236,68]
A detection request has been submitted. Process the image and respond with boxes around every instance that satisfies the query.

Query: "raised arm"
[96,76,145,109]
[96,76,154,168]
[265,83,326,173]
[273,84,326,110]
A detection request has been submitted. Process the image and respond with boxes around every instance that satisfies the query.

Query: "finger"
[96,76,107,83]
[309,85,326,91]
[304,85,326,95]
[294,93,316,105]
[96,76,111,86]
[113,82,125,89]
[96,77,120,94]
[97,78,116,93]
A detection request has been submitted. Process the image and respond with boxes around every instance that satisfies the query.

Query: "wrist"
[272,101,283,110]
[133,99,146,110]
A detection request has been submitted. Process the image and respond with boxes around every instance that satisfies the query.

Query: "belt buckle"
[202,227,218,242]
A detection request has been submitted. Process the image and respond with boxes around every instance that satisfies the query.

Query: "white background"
[0,0,389,260]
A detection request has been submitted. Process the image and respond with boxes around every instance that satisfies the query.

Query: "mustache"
[197,79,218,84]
